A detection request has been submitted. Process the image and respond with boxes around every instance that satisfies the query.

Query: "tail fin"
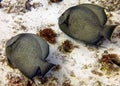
[102,25,117,40]
[39,62,55,77]
[33,62,54,84]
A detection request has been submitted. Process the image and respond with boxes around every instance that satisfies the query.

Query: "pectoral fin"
[59,9,71,25]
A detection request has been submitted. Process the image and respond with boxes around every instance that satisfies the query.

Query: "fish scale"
[81,4,107,25]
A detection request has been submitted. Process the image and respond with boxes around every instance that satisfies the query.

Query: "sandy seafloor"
[0,0,120,86]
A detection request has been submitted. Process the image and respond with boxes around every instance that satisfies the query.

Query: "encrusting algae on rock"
[58,40,78,53]
[59,4,117,45]
[99,53,120,75]
[39,28,57,44]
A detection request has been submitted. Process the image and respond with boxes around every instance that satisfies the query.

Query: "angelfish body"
[59,4,116,44]
[6,33,54,79]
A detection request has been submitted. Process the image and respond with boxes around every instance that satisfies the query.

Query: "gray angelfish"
[6,33,54,79]
[59,4,117,45]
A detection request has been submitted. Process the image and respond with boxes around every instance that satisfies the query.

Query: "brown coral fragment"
[3,0,30,13]
[99,54,118,64]
[52,65,61,71]
[27,80,33,86]
[91,70,103,76]
[112,29,120,39]
[58,40,78,53]
[99,53,120,74]
[70,71,76,77]
[39,28,57,44]
[63,79,72,86]
[40,76,58,85]
[50,0,63,3]
[6,73,25,85]
[0,3,2,8]
[99,0,120,12]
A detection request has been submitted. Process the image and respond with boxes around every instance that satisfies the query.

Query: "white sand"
[0,0,120,86]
